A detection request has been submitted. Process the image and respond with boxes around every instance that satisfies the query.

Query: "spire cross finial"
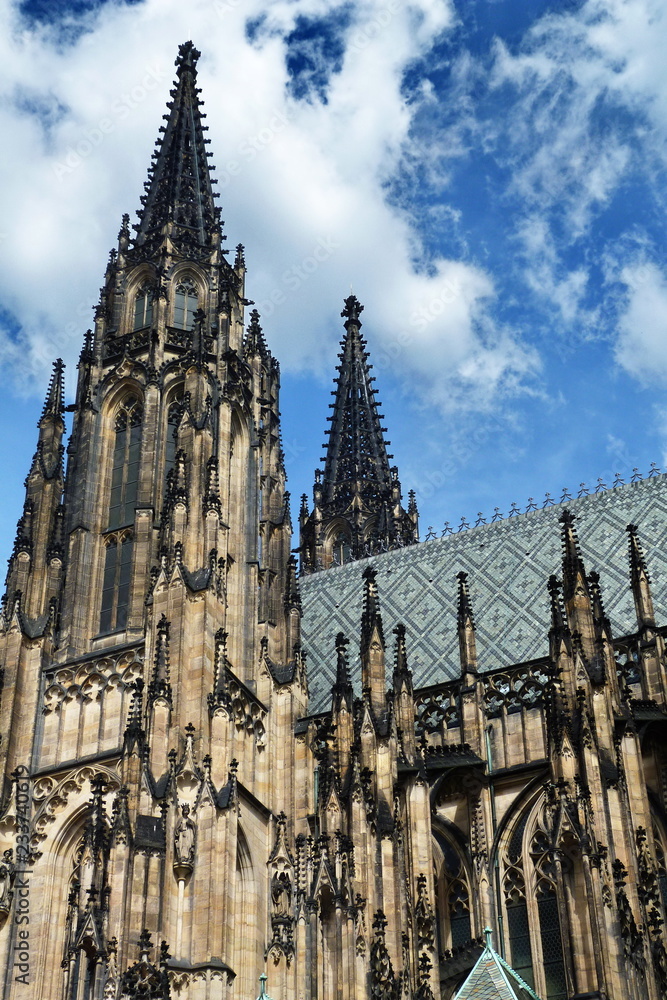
[176,40,201,76]
[341,294,364,327]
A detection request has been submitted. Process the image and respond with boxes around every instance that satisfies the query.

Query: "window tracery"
[434,835,471,955]
[132,284,153,331]
[501,808,568,999]
[173,279,198,330]
[100,397,142,634]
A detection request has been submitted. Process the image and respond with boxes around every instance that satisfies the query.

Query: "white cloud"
[481,0,667,333]
[615,262,667,382]
[0,0,536,416]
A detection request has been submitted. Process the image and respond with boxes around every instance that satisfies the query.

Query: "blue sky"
[1,0,667,573]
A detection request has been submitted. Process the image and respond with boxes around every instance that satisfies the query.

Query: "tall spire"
[134,41,220,248]
[299,295,418,572]
[322,295,393,508]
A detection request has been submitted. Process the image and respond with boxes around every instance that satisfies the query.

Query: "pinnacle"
[134,42,220,248]
[40,359,65,424]
[560,508,587,599]
[457,571,475,630]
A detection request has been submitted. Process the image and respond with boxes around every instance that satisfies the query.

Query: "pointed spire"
[392,623,412,693]
[123,679,146,754]
[457,571,475,631]
[548,575,568,636]
[300,296,418,570]
[149,615,172,704]
[360,567,387,721]
[560,509,588,604]
[134,41,220,248]
[457,571,478,677]
[244,308,269,358]
[588,570,612,642]
[627,523,656,632]
[285,554,301,612]
[332,632,353,711]
[361,566,384,656]
[40,358,65,424]
[321,296,393,513]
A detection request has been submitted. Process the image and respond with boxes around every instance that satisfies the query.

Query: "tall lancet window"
[100,397,142,634]
[165,396,184,484]
[173,279,198,330]
[132,284,153,330]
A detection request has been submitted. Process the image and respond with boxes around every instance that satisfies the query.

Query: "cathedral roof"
[134,40,220,247]
[454,929,542,1000]
[301,473,667,711]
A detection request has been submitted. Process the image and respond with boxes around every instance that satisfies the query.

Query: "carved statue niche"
[173,803,196,877]
[271,871,292,918]
[266,813,295,965]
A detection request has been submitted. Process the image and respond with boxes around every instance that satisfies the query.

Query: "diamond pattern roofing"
[300,475,667,711]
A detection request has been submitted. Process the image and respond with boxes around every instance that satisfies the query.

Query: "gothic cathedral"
[0,41,666,1000]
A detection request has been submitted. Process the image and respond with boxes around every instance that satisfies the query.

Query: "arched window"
[100,397,142,634]
[501,811,568,999]
[173,280,198,330]
[100,531,133,634]
[435,834,472,954]
[504,812,534,988]
[108,399,143,530]
[132,284,153,331]
[332,530,352,566]
[165,397,184,484]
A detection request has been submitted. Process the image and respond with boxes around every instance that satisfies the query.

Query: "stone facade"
[0,40,665,1000]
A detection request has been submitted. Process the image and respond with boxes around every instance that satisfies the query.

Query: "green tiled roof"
[455,930,542,1000]
[301,475,667,711]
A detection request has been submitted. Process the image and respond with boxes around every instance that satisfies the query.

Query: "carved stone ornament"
[173,804,196,877]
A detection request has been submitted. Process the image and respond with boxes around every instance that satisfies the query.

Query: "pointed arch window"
[532,831,567,1000]
[173,280,198,330]
[165,396,184,484]
[332,530,352,567]
[502,811,569,999]
[435,834,472,954]
[100,396,142,634]
[100,531,133,634]
[108,399,142,530]
[504,812,535,989]
[132,284,153,331]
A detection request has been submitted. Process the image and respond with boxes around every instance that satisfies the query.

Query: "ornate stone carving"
[173,804,196,877]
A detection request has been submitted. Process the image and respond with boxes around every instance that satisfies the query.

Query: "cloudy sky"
[1,0,667,572]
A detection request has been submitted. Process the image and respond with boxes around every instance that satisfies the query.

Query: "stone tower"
[299,294,418,573]
[1,37,667,1000]
[0,41,306,1000]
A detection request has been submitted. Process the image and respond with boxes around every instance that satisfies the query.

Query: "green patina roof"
[455,929,542,1000]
